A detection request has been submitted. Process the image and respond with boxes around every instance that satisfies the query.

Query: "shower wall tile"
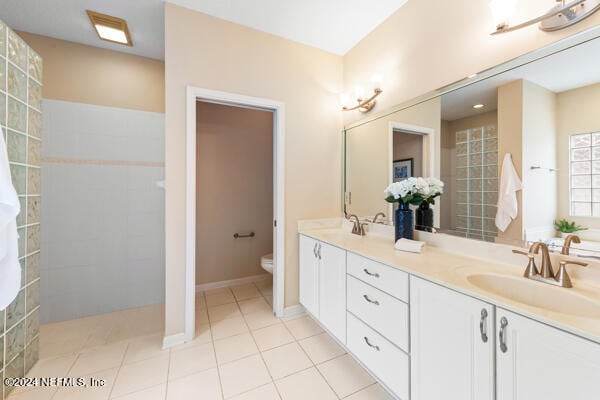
[40,99,165,322]
[1,22,41,386]
[28,108,41,138]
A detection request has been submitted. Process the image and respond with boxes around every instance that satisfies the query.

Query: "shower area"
[1,21,42,399]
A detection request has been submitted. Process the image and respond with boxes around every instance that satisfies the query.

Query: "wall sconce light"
[490,0,600,35]
[341,74,383,113]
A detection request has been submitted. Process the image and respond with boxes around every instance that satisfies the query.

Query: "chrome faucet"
[372,212,386,224]
[561,234,581,255]
[512,241,588,288]
[349,214,367,236]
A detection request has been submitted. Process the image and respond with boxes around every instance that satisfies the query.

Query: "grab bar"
[234,232,255,239]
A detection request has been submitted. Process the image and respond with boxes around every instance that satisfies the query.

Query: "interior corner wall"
[164,4,343,336]
[342,0,600,125]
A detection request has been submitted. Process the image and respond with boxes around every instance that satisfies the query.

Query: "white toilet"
[261,253,273,274]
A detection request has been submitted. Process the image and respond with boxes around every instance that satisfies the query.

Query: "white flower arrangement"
[384,177,444,205]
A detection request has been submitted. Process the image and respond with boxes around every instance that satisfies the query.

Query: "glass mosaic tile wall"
[0,20,42,400]
[455,125,498,240]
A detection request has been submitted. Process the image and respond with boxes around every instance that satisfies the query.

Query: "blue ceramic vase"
[395,202,414,241]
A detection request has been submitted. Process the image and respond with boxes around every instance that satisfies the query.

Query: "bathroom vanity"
[298,226,600,400]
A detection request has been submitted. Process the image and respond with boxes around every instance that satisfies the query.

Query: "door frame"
[185,86,285,342]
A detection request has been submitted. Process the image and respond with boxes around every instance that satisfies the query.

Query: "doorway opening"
[184,87,285,343]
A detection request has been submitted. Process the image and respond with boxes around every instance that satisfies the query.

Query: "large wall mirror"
[344,30,600,258]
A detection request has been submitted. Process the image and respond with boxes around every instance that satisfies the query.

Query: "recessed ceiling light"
[87,10,133,47]
[473,104,485,109]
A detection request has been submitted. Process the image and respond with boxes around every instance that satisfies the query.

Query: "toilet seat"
[261,253,273,274]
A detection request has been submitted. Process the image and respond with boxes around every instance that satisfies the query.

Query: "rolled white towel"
[394,238,425,253]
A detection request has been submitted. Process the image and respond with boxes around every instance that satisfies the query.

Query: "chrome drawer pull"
[313,243,318,258]
[499,317,508,353]
[363,268,380,278]
[364,336,380,351]
[363,294,380,305]
[479,308,488,343]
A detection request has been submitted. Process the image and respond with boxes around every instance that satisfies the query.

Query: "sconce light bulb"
[339,93,352,108]
[354,86,365,100]
[489,0,518,29]
[370,73,384,89]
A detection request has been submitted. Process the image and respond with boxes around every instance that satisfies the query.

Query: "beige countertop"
[299,226,600,345]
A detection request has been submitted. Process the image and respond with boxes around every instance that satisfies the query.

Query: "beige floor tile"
[5,387,56,400]
[262,342,313,380]
[283,316,323,340]
[205,290,236,307]
[238,297,271,315]
[69,342,128,376]
[214,332,258,365]
[172,324,212,351]
[208,303,242,322]
[228,383,280,400]
[259,286,273,296]
[122,334,168,365]
[111,354,169,398]
[317,354,375,398]
[26,354,78,377]
[264,295,273,306]
[166,368,222,400]
[218,354,272,398]
[196,307,210,324]
[298,332,345,364]
[205,287,232,296]
[251,324,294,351]
[275,367,337,400]
[169,342,216,380]
[231,284,262,301]
[210,316,249,340]
[195,294,207,310]
[254,280,273,291]
[110,384,166,400]
[243,309,280,330]
[53,367,118,400]
[345,384,394,400]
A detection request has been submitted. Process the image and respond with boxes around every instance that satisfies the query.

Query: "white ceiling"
[167,0,408,55]
[442,35,600,121]
[0,0,408,60]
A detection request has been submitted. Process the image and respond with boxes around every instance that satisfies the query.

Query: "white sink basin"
[466,273,600,318]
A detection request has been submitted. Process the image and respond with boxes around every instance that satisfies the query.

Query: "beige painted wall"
[196,102,273,284]
[16,31,164,113]
[165,4,343,336]
[557,82,600,229]
[498,80,524,241]
[393,132,423,178]
[343,0,600,125]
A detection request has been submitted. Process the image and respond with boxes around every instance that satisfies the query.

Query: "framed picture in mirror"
[393,158,413,182]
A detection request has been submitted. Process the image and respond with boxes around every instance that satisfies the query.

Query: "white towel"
[0,126,21,310]
[395,238,425,253]
[495,153,522,232]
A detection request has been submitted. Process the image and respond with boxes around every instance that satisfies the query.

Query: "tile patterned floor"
[7,280,393,400]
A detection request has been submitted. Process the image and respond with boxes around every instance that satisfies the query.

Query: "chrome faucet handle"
[360,223,369,236]
[372,212,386,224]
[348,214,362,235]
[561,234,581,255]
[512,249,539,278]
[555,259,588,288]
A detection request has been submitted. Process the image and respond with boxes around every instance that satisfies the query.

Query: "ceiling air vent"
[87,10,133,47]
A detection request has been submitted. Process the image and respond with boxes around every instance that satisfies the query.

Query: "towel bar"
[234,232,255,239]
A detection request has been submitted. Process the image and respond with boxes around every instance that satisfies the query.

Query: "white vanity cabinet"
[496,308,600,400]
[410,277,495,400]
[298,234,347,343]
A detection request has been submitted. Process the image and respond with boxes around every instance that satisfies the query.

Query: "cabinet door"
[299,235,319,317]
[318,242,347,343]
[410,277,495,400]
[496,308,600,400]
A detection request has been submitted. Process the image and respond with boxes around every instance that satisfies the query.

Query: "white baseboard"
[162,332,186,349]
[196,273,271,292]
[280,304,305,319]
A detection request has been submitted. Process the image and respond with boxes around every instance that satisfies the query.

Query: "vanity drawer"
[347,275,409,351]
[347,252,409,302]
[347,312,409,400]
